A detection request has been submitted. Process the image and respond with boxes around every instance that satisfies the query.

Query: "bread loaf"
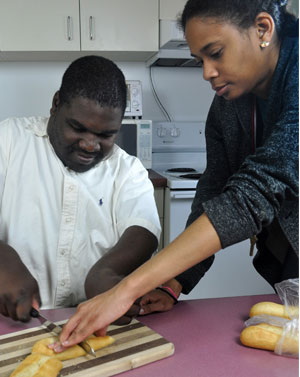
[31,336,86,361]
[240,323,299,354]
[240,323,282,351]
[11,334,115,376]
[249,301,299,319]
[9,354,62,377]
[32,334,115,361]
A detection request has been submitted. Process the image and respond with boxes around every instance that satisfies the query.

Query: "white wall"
[0,60,214,122]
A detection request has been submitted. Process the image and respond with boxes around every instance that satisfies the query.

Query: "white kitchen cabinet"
[154,187,164,251]
[80,0,159,54]
[0,0,80,51]
[0,0,159,61]
[159,0,187,20]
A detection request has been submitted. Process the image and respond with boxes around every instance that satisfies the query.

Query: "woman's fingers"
[94,326,108,337]
[58,286,134,349]
[59,312,92,347]
[59,291,127,347]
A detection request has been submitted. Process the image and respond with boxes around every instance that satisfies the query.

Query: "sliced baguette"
[10,354,62,377]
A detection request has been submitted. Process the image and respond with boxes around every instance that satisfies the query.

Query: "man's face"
[47,95,123,173]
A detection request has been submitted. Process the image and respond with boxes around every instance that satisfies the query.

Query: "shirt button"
[68,185,75,192]
[65,217,72,223]
[60,249,67,256]
[61,281,65,287]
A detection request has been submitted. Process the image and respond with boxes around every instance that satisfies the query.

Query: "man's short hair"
[58,55,127,115]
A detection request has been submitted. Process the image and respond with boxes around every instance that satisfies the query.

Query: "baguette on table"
[249,301,299,319]
[240,323,298,354]
[240,301,299,356]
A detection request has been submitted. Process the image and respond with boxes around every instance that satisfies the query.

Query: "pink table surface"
[0,294,298,377]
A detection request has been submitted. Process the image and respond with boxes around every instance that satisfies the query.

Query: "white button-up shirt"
[0,117,161,308]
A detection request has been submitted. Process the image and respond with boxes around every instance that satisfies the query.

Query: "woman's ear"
[255,12,276,47]
[50,91,60,115]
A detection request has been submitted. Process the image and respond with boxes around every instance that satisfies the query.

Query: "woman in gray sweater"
[56,0,299,348]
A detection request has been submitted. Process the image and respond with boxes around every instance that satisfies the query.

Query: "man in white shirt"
[0,55,160,325]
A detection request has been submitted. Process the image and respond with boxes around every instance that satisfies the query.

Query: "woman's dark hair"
[180,0,297,40]
[58,55,127,115]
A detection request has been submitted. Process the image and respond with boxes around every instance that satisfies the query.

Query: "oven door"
[162,188,273,300]
[163,188,195,246]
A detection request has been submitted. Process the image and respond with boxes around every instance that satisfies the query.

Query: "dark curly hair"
[58,55,127,115]
[180,0,297,40]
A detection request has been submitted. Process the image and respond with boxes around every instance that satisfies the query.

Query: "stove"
[151,121,273,301]
[151,121,206,247]
[152,121,206,189]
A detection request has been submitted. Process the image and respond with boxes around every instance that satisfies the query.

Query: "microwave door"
[116,123,137,156]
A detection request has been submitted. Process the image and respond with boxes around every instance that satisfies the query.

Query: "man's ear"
[255,12,276,46]
[50,91,60,115]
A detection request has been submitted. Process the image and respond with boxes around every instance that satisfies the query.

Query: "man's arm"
[85,225,158,324]
[0,241,41,321]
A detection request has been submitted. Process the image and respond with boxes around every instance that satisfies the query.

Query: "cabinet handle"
[171,193,195,199]
[89,16,94,40]
[67,16,72,41]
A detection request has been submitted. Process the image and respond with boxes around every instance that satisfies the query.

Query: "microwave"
[125,80,143,118]
[116,119,152,169]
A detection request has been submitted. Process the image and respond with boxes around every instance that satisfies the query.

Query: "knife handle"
[30,307,40,318]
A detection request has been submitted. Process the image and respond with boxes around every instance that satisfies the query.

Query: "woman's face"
[185,17,274,100]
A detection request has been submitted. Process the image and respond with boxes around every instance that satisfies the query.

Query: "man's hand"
[139,289,175,314]
[0,241,41,322]
[139,278,182,315]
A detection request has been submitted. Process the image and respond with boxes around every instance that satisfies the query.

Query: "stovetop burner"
[179,173,202,179]
[166,167,196,173]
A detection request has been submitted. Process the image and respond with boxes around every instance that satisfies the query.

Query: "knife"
[30,307,96,357]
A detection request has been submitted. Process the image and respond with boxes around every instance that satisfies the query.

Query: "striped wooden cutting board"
[0,319,174,376]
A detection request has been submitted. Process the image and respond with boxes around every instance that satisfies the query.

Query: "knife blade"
[30,308,96,357]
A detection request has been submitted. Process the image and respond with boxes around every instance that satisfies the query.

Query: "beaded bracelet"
[156,286,178,304]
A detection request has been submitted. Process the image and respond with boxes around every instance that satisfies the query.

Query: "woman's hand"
[57,284,134,350]
[85,268,140,326]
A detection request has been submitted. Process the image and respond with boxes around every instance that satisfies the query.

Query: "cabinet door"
[159,0,187,20]
[0,0,80,51]
[80,0,159,52]
[154,187,164,251]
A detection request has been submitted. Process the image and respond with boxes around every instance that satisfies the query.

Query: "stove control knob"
[171,127,180,137]
[157,126,166,137]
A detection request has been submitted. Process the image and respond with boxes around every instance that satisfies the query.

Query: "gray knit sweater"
[176,22,299,294]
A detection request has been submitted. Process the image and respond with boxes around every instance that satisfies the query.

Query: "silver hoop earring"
[260,41,270,48]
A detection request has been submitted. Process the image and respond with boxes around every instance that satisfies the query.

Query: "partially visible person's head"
[179,0,296,100]
[58,55,127,113]
[180,0,295,41]
[47,55,127,173]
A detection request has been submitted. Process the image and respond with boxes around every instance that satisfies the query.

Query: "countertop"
[148,169,167,188]
[0,294,298,377]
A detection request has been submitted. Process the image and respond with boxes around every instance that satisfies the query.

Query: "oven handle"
[170,192,195,199]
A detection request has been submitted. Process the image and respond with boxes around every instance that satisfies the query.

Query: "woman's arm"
[58,213,221,349]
